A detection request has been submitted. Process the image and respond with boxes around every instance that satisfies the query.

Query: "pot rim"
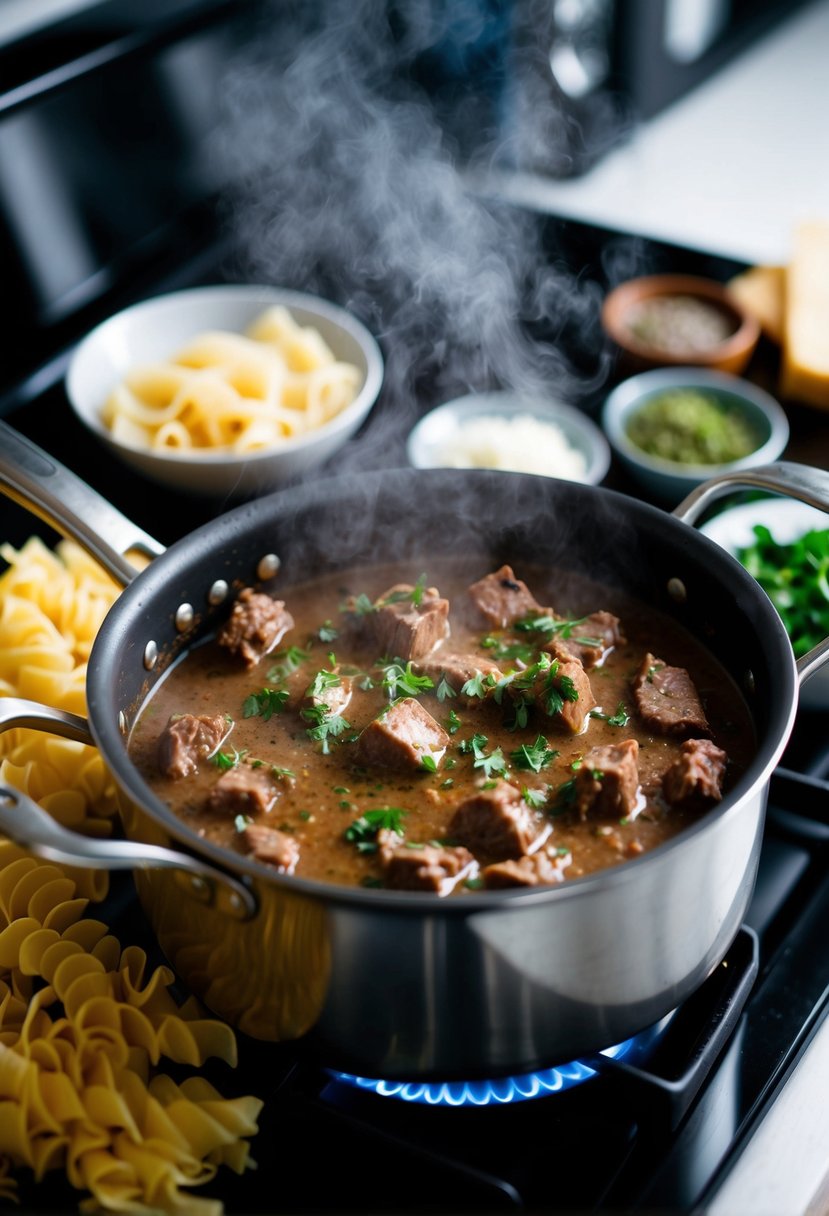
[86,467,799,912]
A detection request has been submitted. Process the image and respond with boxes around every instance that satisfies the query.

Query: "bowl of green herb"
[701,498,829,709]
[602,367,789,505]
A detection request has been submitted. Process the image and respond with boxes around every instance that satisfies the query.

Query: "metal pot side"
[87,469,797,1079]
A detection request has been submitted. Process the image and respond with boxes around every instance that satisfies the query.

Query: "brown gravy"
[129,559,755,892]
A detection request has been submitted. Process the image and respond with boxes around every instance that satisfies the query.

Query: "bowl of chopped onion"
[406,392,610,486]
[66,284,384,497]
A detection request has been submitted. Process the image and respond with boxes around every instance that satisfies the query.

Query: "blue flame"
[328,1037,638,1106]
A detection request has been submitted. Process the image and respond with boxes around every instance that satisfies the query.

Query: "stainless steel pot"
[1,420,828,1080]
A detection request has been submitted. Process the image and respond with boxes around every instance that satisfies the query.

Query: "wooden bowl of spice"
[601,273,761,375]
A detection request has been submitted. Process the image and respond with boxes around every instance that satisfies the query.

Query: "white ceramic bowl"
[701,497,829,710]
[66,285,384,497]
[601,368,789,506]
[406,392,611,485]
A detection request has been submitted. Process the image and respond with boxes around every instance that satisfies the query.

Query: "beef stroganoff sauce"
[128,559,755,894]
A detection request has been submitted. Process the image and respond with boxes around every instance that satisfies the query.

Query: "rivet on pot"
[191,875,209,897]
[208,580,229,606]
[667,578,687,603]
[175,603,194,632]
[143,641,158,671]
[118,710,128,735]
[744,669,756,695]
[257,553,281,581]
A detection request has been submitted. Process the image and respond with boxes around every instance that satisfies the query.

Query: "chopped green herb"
[510,735,559,773]
[380,660,434,700]
[270,765,296,782]
[378,574,428,608]
[521,785,548,810]
[345,807,408,852]
[464,876,485,890]
[460,669,497,699]
[266,646,309,683]
[737,523,829,658]
[590,702,630,727]
[445,709,462,734]
[480,635,536,664]
[233,813,252,832]
[306,667,342,699]
[436,676,456,702]
[420,754,438,773]
[301,703,351,754]
[346,592,376,616]
[515,614,602,649]
[440,778,454,789]
[243,687,290,722]
[318,620,338,643]
[212,746,249,772]
[299,809,312,821]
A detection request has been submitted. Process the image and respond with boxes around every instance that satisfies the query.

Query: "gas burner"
[328,1034,647,1107]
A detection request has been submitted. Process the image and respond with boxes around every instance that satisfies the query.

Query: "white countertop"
[479,0,829,266]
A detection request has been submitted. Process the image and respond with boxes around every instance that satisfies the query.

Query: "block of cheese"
[726,265,785,344]
[780,220,829,409]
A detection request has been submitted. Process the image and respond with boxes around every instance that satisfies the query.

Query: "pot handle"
[673,460,829,688]
[0,697,257,921]
[0,420,165,588]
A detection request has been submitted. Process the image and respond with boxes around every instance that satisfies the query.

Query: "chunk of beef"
[662,738,728,808]
[355,697,449,771]
[557,611,626,668]
[448,780,548,861]
[632,653,710,737]
[157,713,229,779]
[483,849,571,889]
[370,583,450,661]
[379,838,476,894]
[217,588,294,668]
[302,667,354,716]
[412,652,503,706]
[575,738,640,820]
[523,643,595,734]
[207,765,279,816]
[241,824,300,874]
[467,565,543,629]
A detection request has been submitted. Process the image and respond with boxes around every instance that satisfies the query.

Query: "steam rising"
[217,0,616,471]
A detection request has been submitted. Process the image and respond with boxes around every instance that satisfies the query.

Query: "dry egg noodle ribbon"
[0,538,262,1211]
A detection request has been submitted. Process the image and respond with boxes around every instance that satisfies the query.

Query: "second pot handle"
[0,697,256,920]
[673,461,829,527]
[674,460,829,688]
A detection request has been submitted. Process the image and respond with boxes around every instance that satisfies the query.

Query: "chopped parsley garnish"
[270,765,296,782]
[480,635,536,665]
[521,786,548,810]
[510,735,559,773]
[233,813,252,832]
[737,523,829,657]
[445,709,462,735]
[458,732,488,756]
[590,702,630,727]
[317,620,338,643]
[301,703,351,753]
[460,669,497,700]
[420,754,438,773]
[306,667,342,699]
[464,876,485,890]
[242,687,290,722]
[515,614,602,649]
[380,660,434,700]
[378,574,428,608]
[436,676,456,702]
[266,646,309,683]
[344,807,408,852]
[465,734,507,779]
[345,592,376,616]
[212,746,249,772]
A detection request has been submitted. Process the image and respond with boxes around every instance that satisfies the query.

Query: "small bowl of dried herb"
[602,367,789,505]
